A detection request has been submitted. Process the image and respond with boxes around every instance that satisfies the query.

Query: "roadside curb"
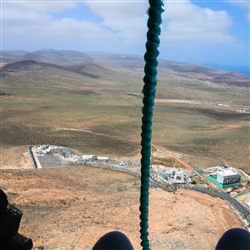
[28,146,42,169]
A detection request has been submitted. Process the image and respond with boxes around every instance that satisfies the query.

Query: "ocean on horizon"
[204,64,250,76]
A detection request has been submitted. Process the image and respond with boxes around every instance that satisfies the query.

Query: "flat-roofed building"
[217,170,240,185]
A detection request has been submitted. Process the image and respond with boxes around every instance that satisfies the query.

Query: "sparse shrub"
[191,176,207,185]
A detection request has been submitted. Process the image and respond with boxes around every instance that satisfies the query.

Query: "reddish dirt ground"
[0,146,33,169]
[1,166,245,250]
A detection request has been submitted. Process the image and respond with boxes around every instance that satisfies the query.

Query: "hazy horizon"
[2,48,250,76]
[2,1,249,75]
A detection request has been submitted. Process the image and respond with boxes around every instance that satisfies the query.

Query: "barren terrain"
[1,166,245,250]
[1,50,249,249]
[1,57,249,171]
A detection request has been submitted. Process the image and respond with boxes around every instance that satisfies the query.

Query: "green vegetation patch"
[191,176,208,185]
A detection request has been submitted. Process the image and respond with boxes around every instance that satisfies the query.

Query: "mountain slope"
[2,50,249,87]
[1,49,91,65]
[1,60,115,86]
[89,53,250,87]
[70,62,111,78]
[22,49,92,65]
[1,50,28,63]
[1,50,249,171]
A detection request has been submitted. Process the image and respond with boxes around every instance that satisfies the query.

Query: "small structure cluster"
[34,145,246,192]
[150,165,192,185]
[35,145,110,166]
[35,145,74,157]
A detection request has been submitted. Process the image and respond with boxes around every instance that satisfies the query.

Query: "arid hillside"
[0,50,249,249]
[2,49,249,87]
[1,53,249,171]
[1,166,245,250]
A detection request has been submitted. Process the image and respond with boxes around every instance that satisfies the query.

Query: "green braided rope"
[140,1,164,250]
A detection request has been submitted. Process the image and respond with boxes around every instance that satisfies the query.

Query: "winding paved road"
[89,163,250,226]
[186,186,250,224]
[30,144,250,227]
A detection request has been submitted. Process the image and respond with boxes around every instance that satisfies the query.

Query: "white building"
[216,169,240,185]
[81,155,95,160]
[96,156,109,161]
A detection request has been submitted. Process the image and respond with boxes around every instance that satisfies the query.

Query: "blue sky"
[1,0,249,75]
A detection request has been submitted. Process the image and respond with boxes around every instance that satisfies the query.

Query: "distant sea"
[204,64,250,76]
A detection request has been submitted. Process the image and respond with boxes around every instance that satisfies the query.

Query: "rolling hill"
[87,52,250,87]
[2,49,249,87]
[1,50,249,250]
[1,50,249,172]
[1,60,112,80]
[1,49,91,65]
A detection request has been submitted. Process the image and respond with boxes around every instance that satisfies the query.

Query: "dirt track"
[153,145,218,189]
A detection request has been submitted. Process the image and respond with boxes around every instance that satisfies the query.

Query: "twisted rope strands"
[139,1,164,250]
